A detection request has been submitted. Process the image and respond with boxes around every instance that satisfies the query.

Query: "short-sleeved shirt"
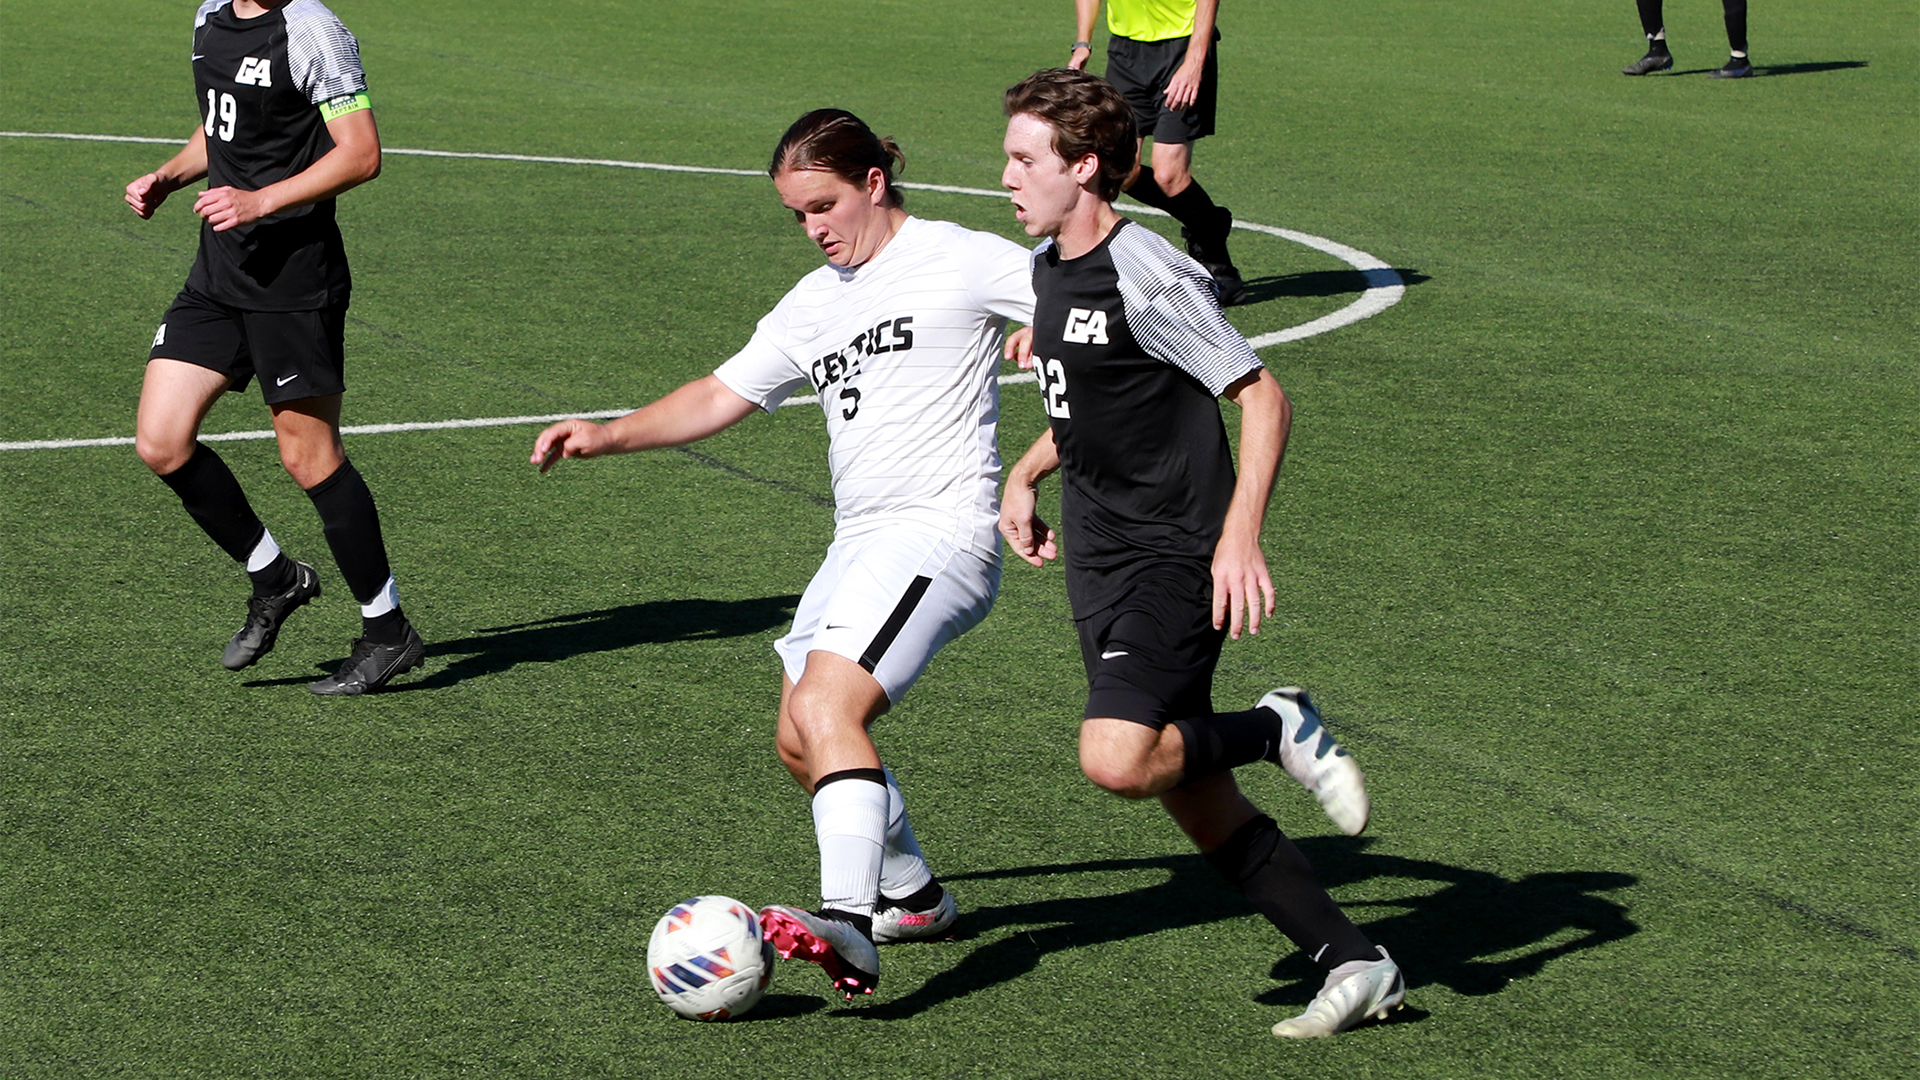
[1028,218,1263,618]
[1105,0,1196,44]
[185,0,370,311]
[713,217,1036,558]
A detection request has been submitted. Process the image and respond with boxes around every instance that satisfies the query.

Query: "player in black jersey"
[997,69,1405,1038]
[125,0,421,695]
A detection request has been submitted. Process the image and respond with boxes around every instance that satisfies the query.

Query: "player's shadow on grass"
[856,840,1634,1021]
[1239,267,1429,308]
[1669,60,1866,77]
[244,595,800,690]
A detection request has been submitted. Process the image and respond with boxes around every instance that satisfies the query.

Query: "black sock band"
[1175,709,1279,780]
[159,443,267,564]
[1204,815,1377,969]
[815,767,888,792]
[816,907,876,942]
[304,459,392,605]
[362,607,408,643]
[249,554,297,597]
[882,877,945,912]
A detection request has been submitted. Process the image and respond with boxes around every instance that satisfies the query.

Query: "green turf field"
[3,1,1916,1076]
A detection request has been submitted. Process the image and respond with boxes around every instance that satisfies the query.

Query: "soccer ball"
[646,895,776,1021]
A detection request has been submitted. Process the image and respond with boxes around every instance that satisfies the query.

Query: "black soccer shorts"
[148,287,348,404]
[1075,562,1229,729]
[1104,31,1221,144]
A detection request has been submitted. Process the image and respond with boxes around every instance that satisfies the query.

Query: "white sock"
[360,575,400,618]
[879,767,933,902]
[245,529,282,573]
[812,774,887,920]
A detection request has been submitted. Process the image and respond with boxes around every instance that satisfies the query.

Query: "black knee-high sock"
[304,458,393,607]
[159,443,267,563]
[1123,172,1178,214]
[1126,173,1226,240]
[1205,814,1377,969]
[1636,0,1665,40]
[1723,0,1747,53]
[1174,709,1277,780]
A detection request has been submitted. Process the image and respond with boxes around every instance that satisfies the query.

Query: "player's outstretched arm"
[1213,367,1289,638]
[532,374,758,472]
[194,108,382,232]
[999,429,1062,566]
[126,126,210,219]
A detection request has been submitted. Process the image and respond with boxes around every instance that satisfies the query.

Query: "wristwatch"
[1071,41,1091,51]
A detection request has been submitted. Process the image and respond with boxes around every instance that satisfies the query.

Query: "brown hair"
[1003,69,1136,202]
[769,109,906,208]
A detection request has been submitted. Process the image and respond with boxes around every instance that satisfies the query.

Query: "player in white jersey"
[531,109,1035,1000]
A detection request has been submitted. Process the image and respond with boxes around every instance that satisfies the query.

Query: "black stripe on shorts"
[858,575,934,673]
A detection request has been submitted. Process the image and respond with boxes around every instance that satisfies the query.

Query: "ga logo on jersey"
[234,57,273,86]
[1063,307,1109,345]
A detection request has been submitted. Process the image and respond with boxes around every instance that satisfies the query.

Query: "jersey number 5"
[1036,357,1071,419]
[204,90,238,142]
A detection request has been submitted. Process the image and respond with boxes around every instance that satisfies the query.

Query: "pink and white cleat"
[759,905,880,999]
[872,884,958,944]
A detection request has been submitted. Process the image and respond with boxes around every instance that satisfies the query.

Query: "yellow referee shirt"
[1106,0,1195,43]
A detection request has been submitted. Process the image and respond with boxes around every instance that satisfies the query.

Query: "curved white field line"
[0,131,1404,451]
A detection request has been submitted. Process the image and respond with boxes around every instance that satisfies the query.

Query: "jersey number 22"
[1034,357,1071,419]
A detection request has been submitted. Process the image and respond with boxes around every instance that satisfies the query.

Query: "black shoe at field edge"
[1711,55,1753,78]
[1622,49,1675,76]
[1181,206,1248,306]
[223,560,321,670]
[310,618,424,696]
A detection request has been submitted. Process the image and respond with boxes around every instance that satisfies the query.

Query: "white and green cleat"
[1272,947,1405,1038]
[1258,687,1371,836]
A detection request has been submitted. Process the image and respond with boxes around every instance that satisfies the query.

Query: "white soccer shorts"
[775,525,1000,706]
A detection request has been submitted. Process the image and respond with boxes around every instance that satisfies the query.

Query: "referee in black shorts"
[1069,0,1246,304]
[125,0,421,694]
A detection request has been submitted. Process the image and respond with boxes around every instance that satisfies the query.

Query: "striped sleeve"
[285,0,368,104]
[1110,222,1262,396]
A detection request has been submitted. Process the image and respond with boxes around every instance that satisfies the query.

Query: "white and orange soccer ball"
[646,895,777,1021]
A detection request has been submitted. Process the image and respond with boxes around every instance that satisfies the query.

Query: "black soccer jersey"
[184,0,369,311]
[1029,219,1263,617]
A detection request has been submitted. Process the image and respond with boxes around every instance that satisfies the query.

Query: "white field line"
[0,376,1042,451]
[1,131,1402,450]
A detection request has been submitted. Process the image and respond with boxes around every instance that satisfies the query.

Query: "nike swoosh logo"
[276,374,299,386]
[824,624,849,630]
[1101,649,1129,660]
[192,55,206,61]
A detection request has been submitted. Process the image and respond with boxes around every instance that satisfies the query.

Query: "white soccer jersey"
[714,217,1036,555]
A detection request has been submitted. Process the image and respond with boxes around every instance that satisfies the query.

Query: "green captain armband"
[318,91,371,122]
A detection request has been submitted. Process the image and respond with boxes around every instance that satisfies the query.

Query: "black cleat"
[1622,49,1675,76]
[223,560,321,670]
[1711,55,1753,78]
[1207,264,1248,307]
[1181,206,1248,306]
[309,618,424,696]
